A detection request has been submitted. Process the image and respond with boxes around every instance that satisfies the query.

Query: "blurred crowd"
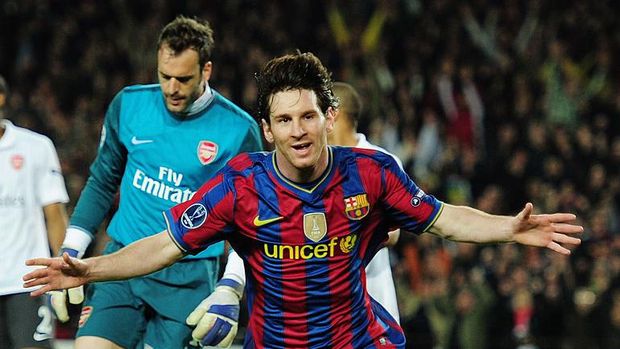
[2,0,620,348]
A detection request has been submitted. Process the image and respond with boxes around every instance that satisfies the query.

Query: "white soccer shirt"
[0,120,69,295]
[357,133,401,323]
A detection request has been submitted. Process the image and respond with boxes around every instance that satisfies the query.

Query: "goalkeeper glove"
[49,248,85,322]
[186,279,243,348]
[49,227,91,322]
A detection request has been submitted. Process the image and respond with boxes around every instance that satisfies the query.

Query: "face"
[157,44,211,114]
[262,89,335,183]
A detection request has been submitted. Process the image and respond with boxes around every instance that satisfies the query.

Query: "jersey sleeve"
[37,137,69,206]
[163,171,237,255]
[379,154,443,234]
[68,91,127,236]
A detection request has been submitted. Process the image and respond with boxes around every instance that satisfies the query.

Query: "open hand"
[513,203,583,255]
[23,252,89,297]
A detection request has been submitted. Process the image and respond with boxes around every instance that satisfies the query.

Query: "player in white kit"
[0,75,69,348]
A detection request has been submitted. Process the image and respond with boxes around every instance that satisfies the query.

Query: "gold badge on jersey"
[303,213,327,242]
[344,194,370,220]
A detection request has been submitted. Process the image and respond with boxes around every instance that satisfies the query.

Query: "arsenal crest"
[11,154,24,170]
[344,194,370,220]
[303,213,327,242]
[197,140,218,165]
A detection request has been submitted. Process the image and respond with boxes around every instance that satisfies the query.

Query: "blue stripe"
[302,203,335,349]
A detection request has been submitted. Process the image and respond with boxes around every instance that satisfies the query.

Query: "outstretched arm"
[23,230,183,297]
[427,202,582,255]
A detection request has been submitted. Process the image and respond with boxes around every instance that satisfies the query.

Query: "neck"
[276,146,330,183]
[341,131,358,147]
[330,130,358,147]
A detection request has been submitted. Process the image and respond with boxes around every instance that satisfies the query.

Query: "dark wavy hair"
[157,15,214,68]
[256,52,339,123]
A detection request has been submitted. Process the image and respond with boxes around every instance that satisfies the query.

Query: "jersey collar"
[271,146,334,194]
[184,83,215,116]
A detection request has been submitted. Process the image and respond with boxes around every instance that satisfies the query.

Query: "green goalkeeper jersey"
[69,84,262,258]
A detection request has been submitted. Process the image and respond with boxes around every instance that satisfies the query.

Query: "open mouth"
[292,143,312,152]
[292,143,312,153]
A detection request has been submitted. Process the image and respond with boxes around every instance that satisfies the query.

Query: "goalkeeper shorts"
[76,240,218,349]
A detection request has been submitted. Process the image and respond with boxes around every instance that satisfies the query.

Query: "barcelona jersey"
[164,146,443,348]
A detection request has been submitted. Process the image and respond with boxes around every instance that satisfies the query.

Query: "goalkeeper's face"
[157,45,211,115]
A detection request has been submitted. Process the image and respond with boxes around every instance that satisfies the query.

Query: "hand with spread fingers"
[512,202,583,255]
[428,202,583,253]
[48,247,85,322]
[23,252,89,298]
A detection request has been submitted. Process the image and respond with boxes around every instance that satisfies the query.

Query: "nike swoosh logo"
[131,136,154,145]
[253,215,284,227]
[33,331,52,342]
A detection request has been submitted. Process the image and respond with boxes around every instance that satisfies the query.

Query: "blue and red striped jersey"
[164,146,443,349]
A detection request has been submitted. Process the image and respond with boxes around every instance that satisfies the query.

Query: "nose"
[166,78,180,95]
[291,118,307,138]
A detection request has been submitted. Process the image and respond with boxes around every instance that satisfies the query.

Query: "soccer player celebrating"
[48,16,262,349]
[25,52,582,349]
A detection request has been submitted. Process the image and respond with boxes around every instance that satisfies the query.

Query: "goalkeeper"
[51,15,262,349]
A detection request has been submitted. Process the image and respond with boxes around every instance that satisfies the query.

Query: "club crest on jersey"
[303,213,327,242]
[344,194,370,220]
[181,203,207,229]
[11,154,23,170]
[197,140,218,165]
[78,306,93,328]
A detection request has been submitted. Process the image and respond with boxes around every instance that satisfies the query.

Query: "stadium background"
[2,1,620,348]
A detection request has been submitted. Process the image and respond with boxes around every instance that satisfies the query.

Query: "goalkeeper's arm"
[50,92,126,322]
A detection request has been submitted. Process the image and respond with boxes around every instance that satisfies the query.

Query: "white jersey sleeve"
[36,137,69,206]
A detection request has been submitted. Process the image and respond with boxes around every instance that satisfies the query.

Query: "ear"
[202,61,213,81]
[332,107,341,123]
[261,119,274,144]
[325,107,336,134]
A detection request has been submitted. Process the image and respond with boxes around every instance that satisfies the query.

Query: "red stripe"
[228,153,253,171]
[168,173,224,222]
